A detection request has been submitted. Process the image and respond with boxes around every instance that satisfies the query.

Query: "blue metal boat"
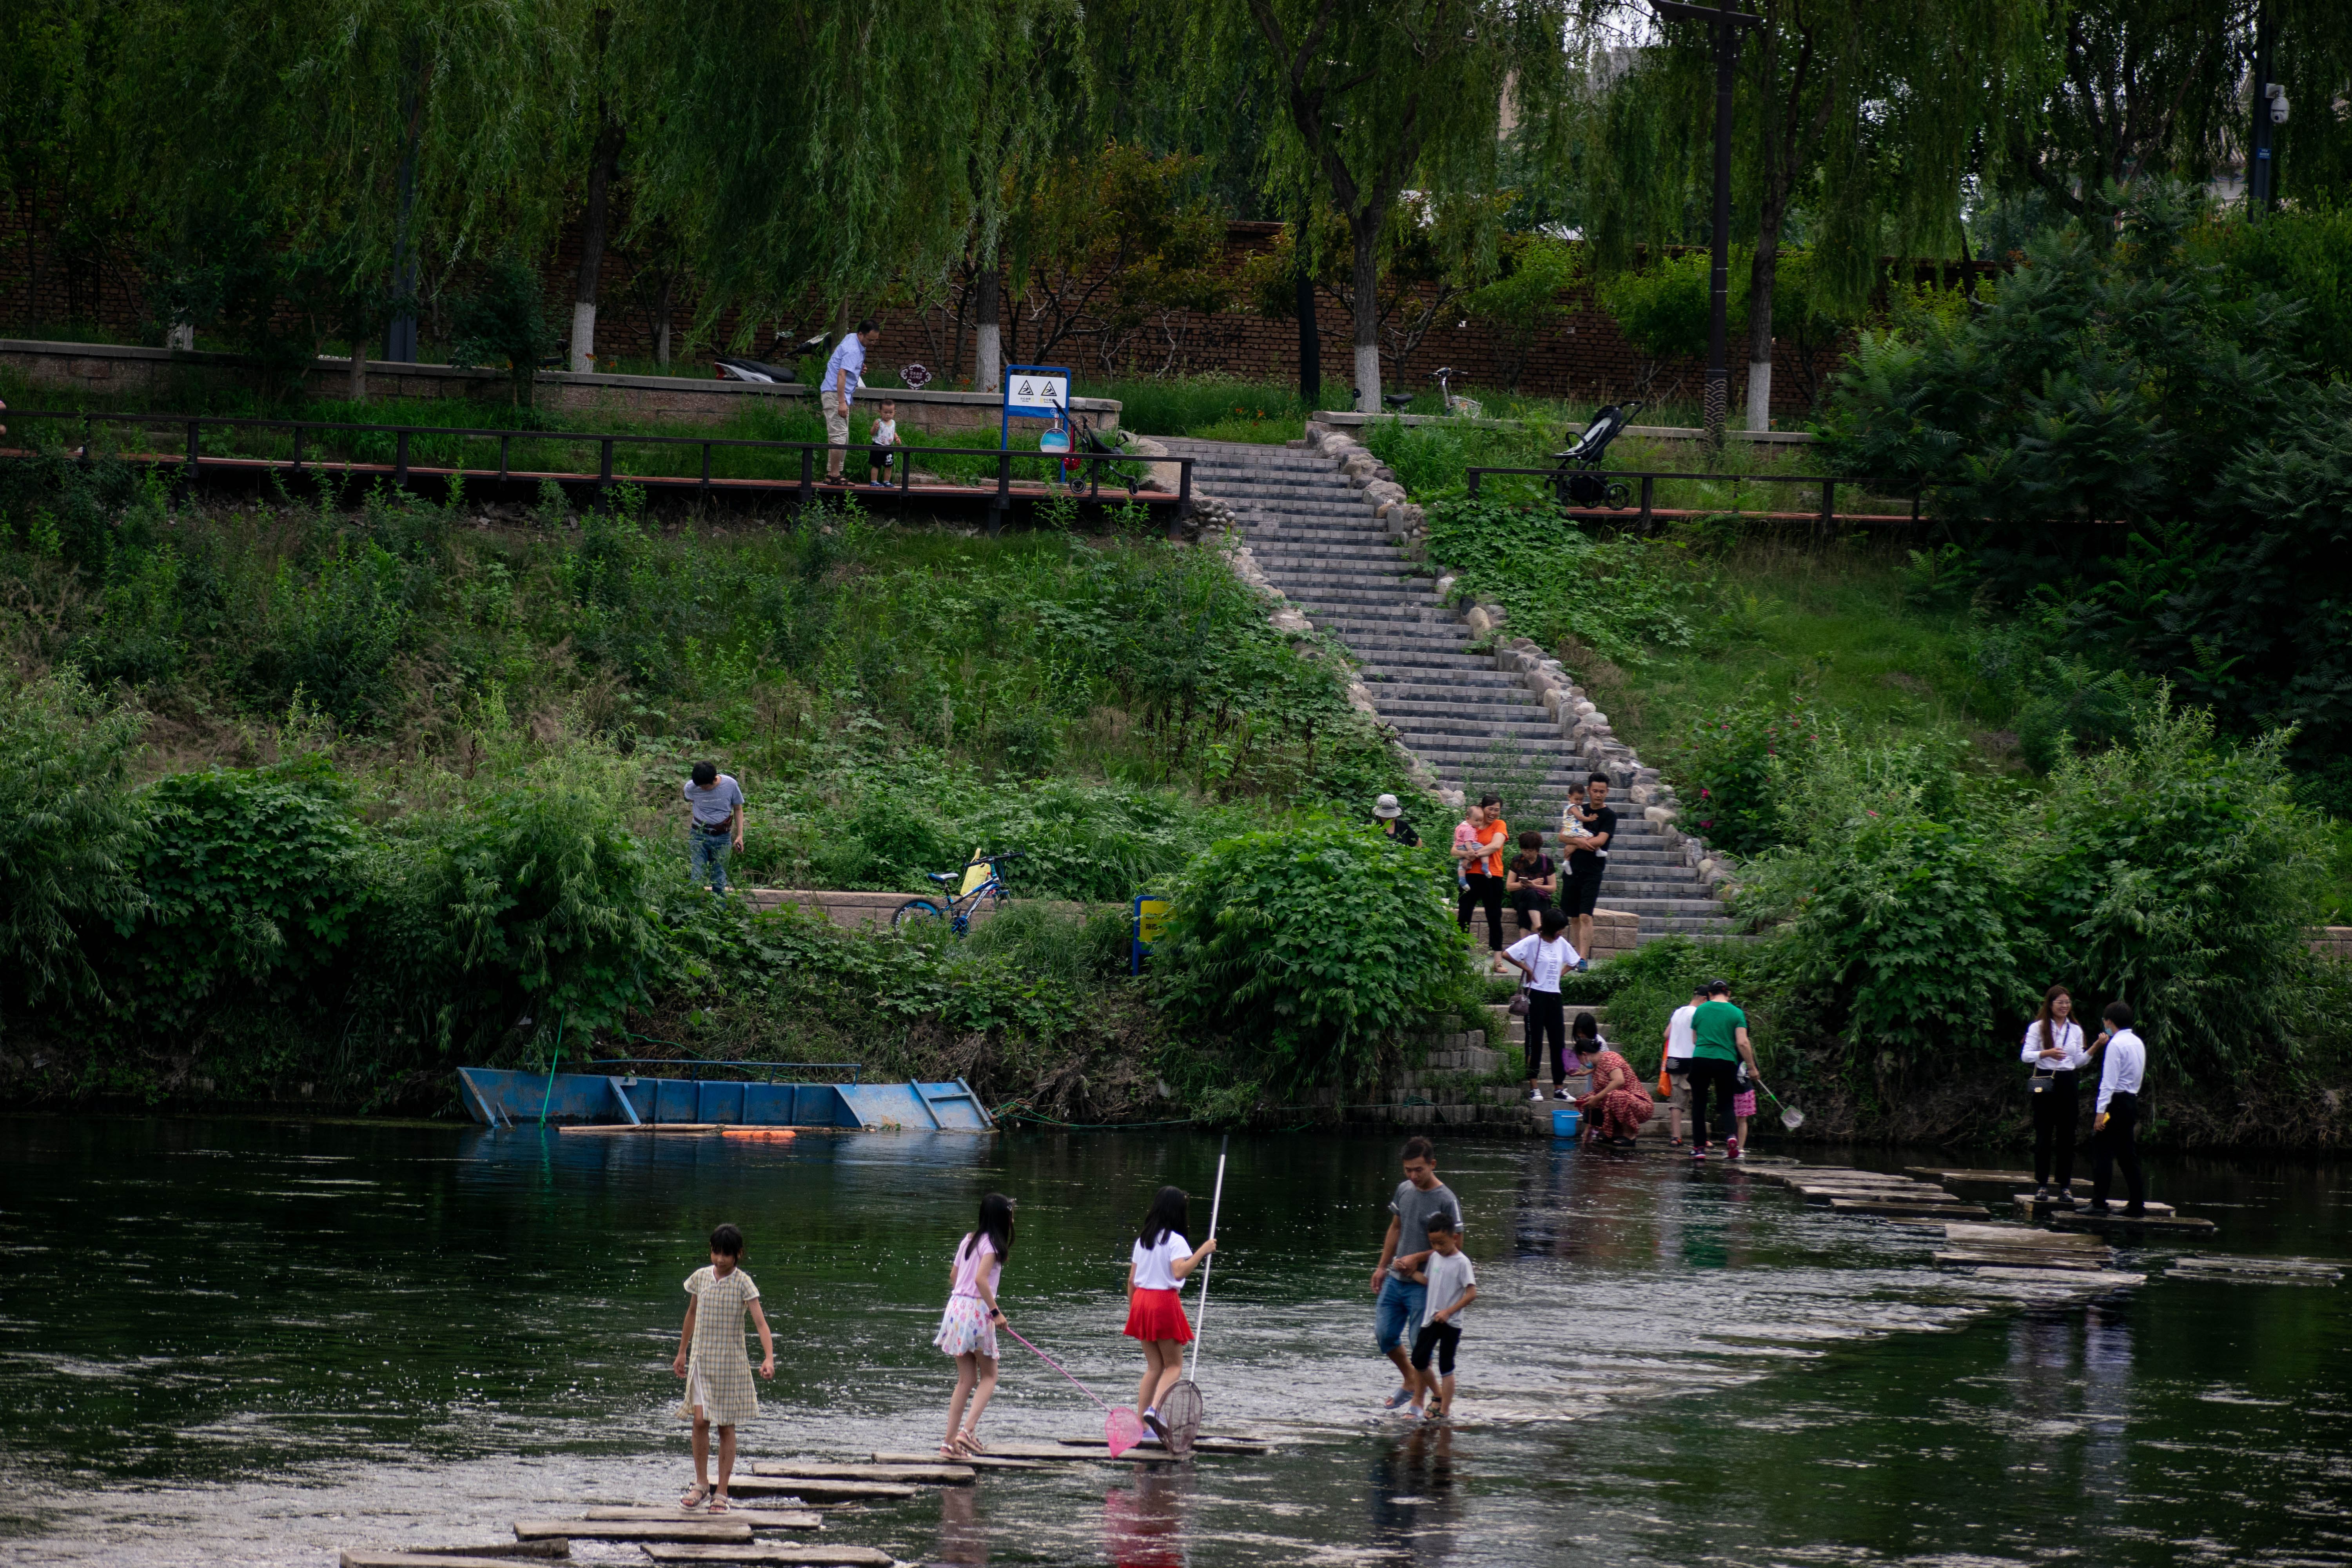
[456,1060,993,1132]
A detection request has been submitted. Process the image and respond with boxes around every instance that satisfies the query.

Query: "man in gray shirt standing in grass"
[1369,1135,1464,1412]
[684,760,746,895]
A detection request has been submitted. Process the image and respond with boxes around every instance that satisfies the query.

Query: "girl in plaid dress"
[672,1224,775,1512]
[934,1193,1015,1459]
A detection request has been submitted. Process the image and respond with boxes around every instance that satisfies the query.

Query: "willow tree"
[1996,0,2352,218]
[1185,0,1577,411]
[1578,0,2038,428]
[632,0,1084,359]
[88,0,579,379]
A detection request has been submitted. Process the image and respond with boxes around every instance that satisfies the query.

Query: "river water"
[2,1118,2346,1567]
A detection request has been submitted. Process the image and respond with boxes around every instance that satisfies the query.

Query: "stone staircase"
[1164,434,1734,944]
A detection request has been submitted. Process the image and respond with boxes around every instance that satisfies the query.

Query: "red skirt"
[1122,1287,1194,1344]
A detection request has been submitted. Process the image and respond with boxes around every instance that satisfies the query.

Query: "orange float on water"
[721,1127,798,1139]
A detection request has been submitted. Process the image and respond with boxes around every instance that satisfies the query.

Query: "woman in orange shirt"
[1452,793,1511,964]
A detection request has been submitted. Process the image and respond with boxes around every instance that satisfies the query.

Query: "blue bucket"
[1552,1107,1581,1138]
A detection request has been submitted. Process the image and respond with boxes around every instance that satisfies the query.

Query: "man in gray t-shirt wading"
[1370,1135,1464,1410]
[683,761,746,894]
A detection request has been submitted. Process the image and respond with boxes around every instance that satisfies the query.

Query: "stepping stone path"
[1162,433,1734,945]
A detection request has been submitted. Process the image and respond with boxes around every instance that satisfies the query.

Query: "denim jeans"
[690,831,733,894]
[1375,1273,1428,1356]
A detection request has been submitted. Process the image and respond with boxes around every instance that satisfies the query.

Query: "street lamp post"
[1651,0,1760,448]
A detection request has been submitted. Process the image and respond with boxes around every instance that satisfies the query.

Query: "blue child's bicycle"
[892,852,1024,933]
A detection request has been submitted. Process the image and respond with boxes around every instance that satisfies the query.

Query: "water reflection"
[1103,1469,1186,1568]
[1368,1424,1460,1567]
[2002,1300,2136,1532]
[933,1482,988,1566]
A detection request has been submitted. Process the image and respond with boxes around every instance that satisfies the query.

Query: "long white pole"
[1187,1136,1230,1381]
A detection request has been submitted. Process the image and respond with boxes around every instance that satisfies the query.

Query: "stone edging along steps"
[1163,428,1738,949]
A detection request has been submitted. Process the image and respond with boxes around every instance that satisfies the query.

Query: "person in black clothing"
[1504,831,1556,939]
[1372,793,1421,848]
[2021,984,2090,1205]
[1560,774,1616,972]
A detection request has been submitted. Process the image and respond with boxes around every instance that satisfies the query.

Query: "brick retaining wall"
[0,339,1118,435]
[0,208,1996,421]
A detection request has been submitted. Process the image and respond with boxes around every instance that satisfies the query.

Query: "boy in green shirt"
[1688,981,1766,1159]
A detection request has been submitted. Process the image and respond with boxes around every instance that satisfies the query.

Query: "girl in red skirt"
[1124,1184,1218,1442]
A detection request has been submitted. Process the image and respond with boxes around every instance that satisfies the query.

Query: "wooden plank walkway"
[871,1450,1044,1470]
[717,1479,919,1503]
[17,447,1183,510]
[2049,1210,2218,1238]
[582,1508,821,1531]
[515,1519,749,1544]
[641,1546,893,1567]
[749,1460,972,1485]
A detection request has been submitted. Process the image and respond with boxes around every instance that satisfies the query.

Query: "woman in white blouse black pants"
[2021,985,2089,1204]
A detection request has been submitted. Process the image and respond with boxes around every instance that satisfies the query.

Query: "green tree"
[1576,0,2040,429]
[1463,234,1586,392]
[1188,0,1574,412]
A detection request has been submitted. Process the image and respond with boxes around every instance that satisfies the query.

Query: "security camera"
[2266,83,2289,125]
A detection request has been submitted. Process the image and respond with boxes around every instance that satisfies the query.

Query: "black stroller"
[1550,400,1644,510]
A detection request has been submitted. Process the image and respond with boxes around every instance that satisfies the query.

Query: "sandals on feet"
[952,1431,984,1458]
[708,1495,731,1514]
[679,1483,712,1510]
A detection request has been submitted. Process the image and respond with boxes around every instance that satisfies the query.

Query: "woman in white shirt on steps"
[2021,984,2090,1204]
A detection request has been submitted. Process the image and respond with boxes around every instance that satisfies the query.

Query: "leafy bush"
[1422,494,1706,664]
[1657,688,1821,857]
[115,760,367,1027]
[0,670,150,1003]
[1739,806,2031,1061]
[424,748,664,1039]
[451,254,560,408]
[1151,818,1463,1089]
[1595,251,1712,390]
[244,536,411,727]
[2033,697,2331,1080]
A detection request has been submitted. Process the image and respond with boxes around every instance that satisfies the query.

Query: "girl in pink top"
[933,1192,1014,1458]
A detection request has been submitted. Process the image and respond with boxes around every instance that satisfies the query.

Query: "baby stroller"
[1550,400,1644,510]
[1053,394,1150,493]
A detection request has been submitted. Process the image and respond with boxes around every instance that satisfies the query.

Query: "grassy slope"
[1601,535,1999,766]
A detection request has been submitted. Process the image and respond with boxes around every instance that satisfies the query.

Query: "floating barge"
[456,1062,993,1132]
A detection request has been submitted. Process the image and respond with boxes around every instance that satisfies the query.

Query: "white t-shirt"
[2020,1018,2089,1070]
[1421,1250,1475,1326]
[1666,1003,1699,1061]
[1504,933,1579,992]
[870,417,899,446]
[1131,1232,1190,1291]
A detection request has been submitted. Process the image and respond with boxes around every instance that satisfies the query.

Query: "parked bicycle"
[1550,400,1644,510]
[1430,366,1484,419]
[892,853,1024,934]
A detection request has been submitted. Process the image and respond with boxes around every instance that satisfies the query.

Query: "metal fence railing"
[1,407,1192,523]
[1466,464,1934,529]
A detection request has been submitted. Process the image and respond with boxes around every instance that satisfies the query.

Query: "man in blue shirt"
[822,319,878,481]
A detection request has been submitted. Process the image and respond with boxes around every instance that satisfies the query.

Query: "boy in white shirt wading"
[2088,1000,2149,1217]
[1500,907,1581,1102]
[1406,1214,1477,1420]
